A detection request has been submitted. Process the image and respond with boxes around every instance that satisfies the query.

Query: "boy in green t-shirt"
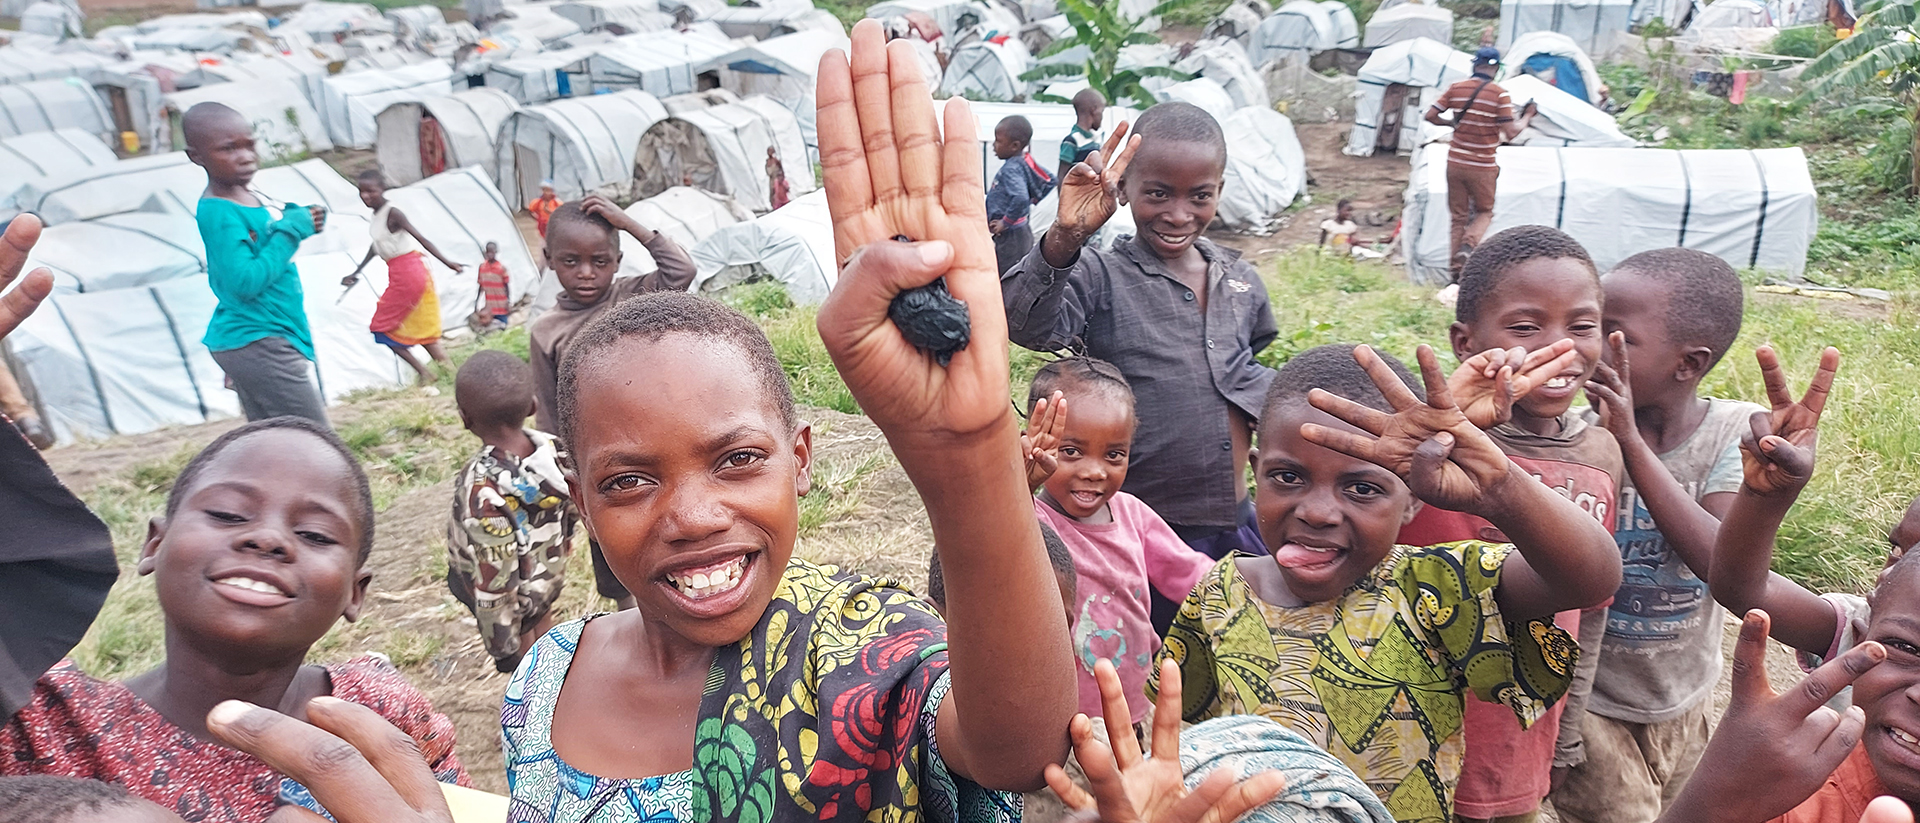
[185,102,330,425]
[1057,88,1106,182]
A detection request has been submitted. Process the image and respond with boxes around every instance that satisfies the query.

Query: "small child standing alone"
[476,242,511,331]
[448,351,574,673]
[987,114,1054,274]
[1023,357,1212,725]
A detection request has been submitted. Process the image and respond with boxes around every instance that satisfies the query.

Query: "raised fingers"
[205,700,419,823]
[1299,419,1386,466]
[2,214,41,289]
[1801,347,1841,417]
[1784,639,1886,719]
[817,45,873,249]
[1093,659,1143,769]
[939,97,988,224]
[1756,345,1794,410]
[1104,131,1142,185]
[887,39,941,200]
[1728,609,1776,709]
[1305,388,1393,437]
[1413,345,1458,412]
[849,21,903,208]
[1349,345,1423,413]
[1170,768,1289,823]
[1149,659,1182,762]
[0,267,51,342]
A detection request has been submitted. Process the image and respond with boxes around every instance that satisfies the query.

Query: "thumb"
[1411,431,1455,485]
[1728,609,1775,710]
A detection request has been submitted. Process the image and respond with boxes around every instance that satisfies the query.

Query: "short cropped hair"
[456,350,534,430]
[355,168,384,186]
[557,293,798,449]
[1456,225,1598,323]
[1131,101,1225,154]
[1027,356,1133,413]
[1610,248,1745,369]
[996,115,1033,147]
[1072,87,1106,115]
[928,519,1076,610]
[544,200,615,246]
[179,101,244,149]
[165,417,375,562]
[1262,344,1423,421]
[0,774,144,823]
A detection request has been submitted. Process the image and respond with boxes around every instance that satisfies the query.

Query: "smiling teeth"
[1546,376,1573,389]
[1892,727,1920,747]
[215,577,287,596]
[667,557,747,600]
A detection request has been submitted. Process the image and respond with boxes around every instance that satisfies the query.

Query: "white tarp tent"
[19,3,83,39]
[1155,77,1236,121]
[0,128,116,217]
[8,162,537,443]
[11,153,205,225]
[165,76,336,158]
[483,45,599,104]
[1500,73,1632,146]
[708,3,845,39]
[1250,0,1338,67]
[554,0,672,33]
[1498,0,1632,53]
[631,95,816,211]
[703,30,849,159]
[277,1,394,37]
[0,47,109,85]
[319,60,454,149]
[1633,0,1704,28]
[1345,37,1471,156]
[688,188,837,303]
[185,52,329,110]
[1216,105,1307,232]
[374,87,520,185]
[1402,145,1816,284]
[940,36,1032,101]
[585,29,735,96]
[1204,1,1268,48]
[1498,30,1603,105]
[1321,0,1360,47]
[1171,38,1269,110]
[867,0,1021,38]
[493,89,668,203]
[1364,2,1454,47]
[0,77,114,142]
[487,4,588,45]
[1681,0,1775,51]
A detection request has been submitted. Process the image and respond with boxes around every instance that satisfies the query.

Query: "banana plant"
[1802,0,1920,192]
[1020,0,1198,108]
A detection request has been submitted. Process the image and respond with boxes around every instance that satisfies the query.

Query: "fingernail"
[919,240,952,266]
[1435,431,1453,446]
[207,700,250,727]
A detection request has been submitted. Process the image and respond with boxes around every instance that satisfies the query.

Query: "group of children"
[2,21,1917,823]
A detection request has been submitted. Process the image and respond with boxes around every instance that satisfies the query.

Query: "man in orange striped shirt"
[1426,47,1538,281]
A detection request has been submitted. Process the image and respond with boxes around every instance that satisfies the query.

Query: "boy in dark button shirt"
[1002,102,1277,576]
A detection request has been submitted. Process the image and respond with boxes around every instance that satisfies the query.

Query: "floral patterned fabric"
[1151,542,1576,823]
[502,559,1019,823]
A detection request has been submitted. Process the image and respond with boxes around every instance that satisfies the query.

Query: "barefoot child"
[1003,101,1277,566]
[185,102,331,425]
[448,351,574,674]
[476,241,511,331]
[1554,249,1765,823]
[0,417,469,821]
[1024,357,1211,722]
[987,114,1053,274]
[342,171,467,387]
[1155,343,1621,823]
[499,27,1078,819]
[526,194,694,610]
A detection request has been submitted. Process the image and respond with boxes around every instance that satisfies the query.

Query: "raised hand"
[1656,609,1882,823]
[1584,331,1639,444]
[1739,345,1840,498]
[1,214,54,342]
[1302,345,1515,515]
[1048,659,1287,823]
[207,697,454,823]
[309,205,327,232]
[1024,390,1066,492]
[814,20,1016,445]
[1052,124,1140,247]
[579,195,649,239]
[1448,338,1578,429]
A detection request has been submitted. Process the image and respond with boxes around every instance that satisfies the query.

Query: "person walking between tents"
[1425,47,1537,282]
[342,170,467,388]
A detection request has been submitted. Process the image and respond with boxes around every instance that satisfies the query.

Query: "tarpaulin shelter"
[1321,1,1360,47]
[584,29,735,96]
[1171,38,1269,109]
[554,0,672,33]
[1216,104,1307,232]
[1680,0,1775,51]
[939,36,1031,101]
[688,188,837,303]
[482,45,599,104]
[867,0,1021,38]
[19,1,82,39]
[6,162,536,444]
[493,88,668,203]
[1498,30,1602,105]
[1364,1,1454,47]
[708,2,845,39]
[384,4,447,36]
[9,152,204,225]
[1497,0,1632,53]
[183,51,329,107]
[0,47,109,86]
[0,77,114,142]
[1250,0,1344,67]
[1155,77,1237,119]
[702,30,849,158]
[318,59,453,149]
[1401,145,1817,284]
[487,4,587,46]
[0,128,115,219]
[1499,72,1632,145]
[374,87,520,184]
[1632,0,1704,27]
[1203,0,1270,49]
[164,76,336,157]
[1344,37,1471,156]
[631,95,816,211]
[277,1,394,37]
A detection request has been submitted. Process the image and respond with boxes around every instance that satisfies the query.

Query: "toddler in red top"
[0,418,469,822]
[477,241,511,330]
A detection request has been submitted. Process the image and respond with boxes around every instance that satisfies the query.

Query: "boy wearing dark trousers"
[987,114,1054,275]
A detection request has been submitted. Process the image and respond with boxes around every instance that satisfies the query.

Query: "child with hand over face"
[1154,343,1620,823]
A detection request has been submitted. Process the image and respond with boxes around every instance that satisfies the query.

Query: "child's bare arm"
[1304,345,1620,619]
[1039,126,1138,268]
[1710,345,1843,655]
[580,195,696,290]
[392,208,466,273]
[815,24,1073,791]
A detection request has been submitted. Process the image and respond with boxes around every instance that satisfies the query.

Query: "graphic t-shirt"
[1589,398,1763,724]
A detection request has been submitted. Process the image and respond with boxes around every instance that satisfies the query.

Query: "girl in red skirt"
[343,170,468,387]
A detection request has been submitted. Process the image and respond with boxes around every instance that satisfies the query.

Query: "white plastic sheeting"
[186,52,329,109]
[0,128,115,217]
[867,0,1021,37]
[620,186,752,276]
[319,60,454,149]
[709,3,845,39]
[0,48,109,86]
[384,4,446,36]
[554,0,672,33]
[704,30,848,158]
[1344,37,1471,156]
[1498,31,1603,105]
[0,77,114,142]
[1216,105,1307,232]
[1632,0,1704,27]
[165,76,336,158]
[8,163,537,443]
[1401,145,1816,284]
[277,1,394,36]
[493,89,668,203]
[20,2,82,38]
[1250,0,1338,67]
[1364,2,1454,47]
[1155,77,1237,120]
[374,87,520,185]
[11,153,203,226]
[1500,73,1632,146]
[631,95,816,211]
[488,4,587,45]
[688,188,837,303]
[483,45,598,104]
[1680,0,1775,51]
[1320,0,1360,47]
[1497,0,1632,53]
[940,36,1032,101]
[1171,38,1269,109]
[585,29,735,96]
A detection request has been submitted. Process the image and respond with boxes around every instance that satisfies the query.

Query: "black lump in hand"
[884,236,970,366]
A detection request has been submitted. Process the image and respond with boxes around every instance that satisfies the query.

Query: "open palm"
[815,21,1014,444]
[1739,345,1839,497]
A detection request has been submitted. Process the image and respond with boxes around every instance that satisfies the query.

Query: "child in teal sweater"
[186,102,330,425]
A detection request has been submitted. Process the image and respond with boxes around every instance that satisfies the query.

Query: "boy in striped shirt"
[1425,47,1538,280]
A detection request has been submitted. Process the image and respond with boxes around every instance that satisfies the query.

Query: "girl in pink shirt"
[1024,357,1214,726]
